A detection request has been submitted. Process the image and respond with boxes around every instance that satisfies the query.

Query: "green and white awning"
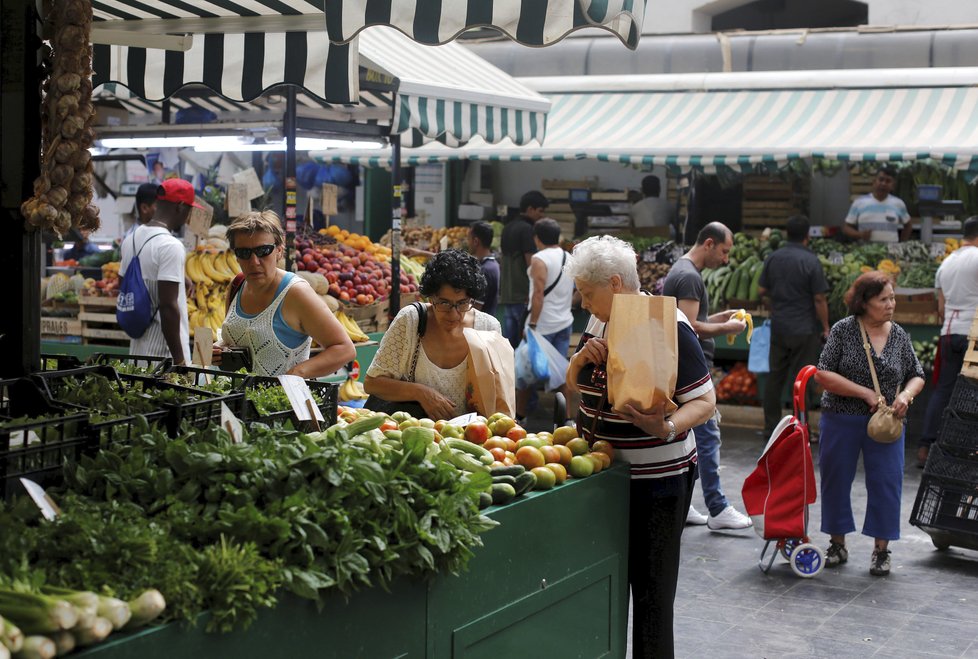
[327,0,647,49]
[358,28,549,146]
[324,86,978,172]
[93,27,549,148]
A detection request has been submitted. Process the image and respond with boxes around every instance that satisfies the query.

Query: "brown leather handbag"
[858,319,903,444]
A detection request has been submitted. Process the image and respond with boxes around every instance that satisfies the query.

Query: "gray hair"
[567,235,640,290]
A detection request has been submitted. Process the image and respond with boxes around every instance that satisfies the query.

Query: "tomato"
[590,440,614,461]
[554,445,573,467]
[539,445,561,464]
[544,462,567,484]
[515,446,546,470]
[379,420,399,433]
[489,447,507,462]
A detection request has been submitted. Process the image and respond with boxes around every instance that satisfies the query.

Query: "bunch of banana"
[186,249,240,286]
[398,255,426,278]
[188,282,228,338]
[335,309,370,343]
[876,259,901,275]
[339,377,369,401]
[726,309,754,345]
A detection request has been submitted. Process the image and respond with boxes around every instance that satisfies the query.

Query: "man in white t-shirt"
[629,175,672,236]
[918,215,978,465]
[119,178,199,363]
[842,166,912,243]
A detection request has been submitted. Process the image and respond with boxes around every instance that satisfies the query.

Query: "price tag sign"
[828,252,845,266]
[277,375,324,422]
[193,326,214,367]
[20,478,61,521]
[448,412,477,426]
[641,250,656,263]
[220,402,244,444]
[227,182,251,217]
[439,235,449,251]
[232,168,265,200]
[188,196,214,238]
[929,242,946,258]
[322,183,338,216]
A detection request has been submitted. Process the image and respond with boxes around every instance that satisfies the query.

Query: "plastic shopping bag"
[515,333,549,388]
[527,328,570,392]
[748,320,771,374]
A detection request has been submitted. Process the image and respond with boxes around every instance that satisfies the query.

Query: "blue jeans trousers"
[501,303,527,349]
[819,412,904,540]
[692,416,729,517]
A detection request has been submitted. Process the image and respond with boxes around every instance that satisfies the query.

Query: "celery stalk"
[73,617,112,647]
[1,618,23,653]
[18,636,56,659]
[95,595,131,630]
[0,640,8,659]
[0,591,77,634]
[124,590,166,629]
[49,631,75,657]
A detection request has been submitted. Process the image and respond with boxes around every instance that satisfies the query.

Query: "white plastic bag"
[527,328,570,392]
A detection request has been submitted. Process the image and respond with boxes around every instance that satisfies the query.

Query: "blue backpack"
[116,232,163,338]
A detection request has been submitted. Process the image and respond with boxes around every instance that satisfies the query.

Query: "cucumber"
[491,474,518,486]
[736,266,751,300]
[478,491,493,509]
[513,471,537,496]
[491,483,517,505]
[724,267,742,301]
[490,464,526,477]
[445,438,494,465]
[748,266,764,302]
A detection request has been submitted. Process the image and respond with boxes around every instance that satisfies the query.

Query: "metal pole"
[0,0,42,377]
[389,134,401,321]
[284,86,297,271]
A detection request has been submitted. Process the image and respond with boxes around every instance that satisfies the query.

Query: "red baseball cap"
[157,178,204,208]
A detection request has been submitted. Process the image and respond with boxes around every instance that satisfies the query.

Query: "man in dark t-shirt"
[758,215,830,438]
[499,190,548,348]
[662,222,750,531]
[468,221,499,317]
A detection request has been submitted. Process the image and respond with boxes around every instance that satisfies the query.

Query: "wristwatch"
[663,420,677,441]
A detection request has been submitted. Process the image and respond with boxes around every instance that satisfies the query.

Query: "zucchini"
[491,474,518,486]
[513,471,537,496]
[490,483,517,505]
[444,438,494,465]
[490,464,525,477]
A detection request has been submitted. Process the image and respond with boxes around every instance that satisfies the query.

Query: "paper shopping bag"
[463,328,516,417]
[607,294,679,415]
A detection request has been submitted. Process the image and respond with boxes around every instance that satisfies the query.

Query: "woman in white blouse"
[364,250,502,420]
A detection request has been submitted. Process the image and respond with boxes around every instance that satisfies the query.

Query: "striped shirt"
[575,309,713,489]
[844,194,910,243]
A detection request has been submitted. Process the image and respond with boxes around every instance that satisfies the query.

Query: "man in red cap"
[118,178,202,363]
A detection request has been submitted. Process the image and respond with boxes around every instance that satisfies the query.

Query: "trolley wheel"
[781,538,801,562]
[789,543,824,578]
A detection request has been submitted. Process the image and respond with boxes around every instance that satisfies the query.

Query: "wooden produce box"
[541,178,598,190]
[78,294,129,346]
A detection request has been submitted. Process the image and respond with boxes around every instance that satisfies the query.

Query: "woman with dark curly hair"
[364,249,502,420]
[814,271,924,577]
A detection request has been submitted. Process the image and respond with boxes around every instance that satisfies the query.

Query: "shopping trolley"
[742,365,824,578]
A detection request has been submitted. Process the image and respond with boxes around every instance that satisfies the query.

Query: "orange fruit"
[515,446,546,470]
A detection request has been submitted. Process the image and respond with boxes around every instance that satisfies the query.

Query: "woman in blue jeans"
[814,272,924,576]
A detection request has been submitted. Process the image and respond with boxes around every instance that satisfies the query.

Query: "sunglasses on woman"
[233,244,276,260]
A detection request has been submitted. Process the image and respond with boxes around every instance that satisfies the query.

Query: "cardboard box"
[93,105,128,127]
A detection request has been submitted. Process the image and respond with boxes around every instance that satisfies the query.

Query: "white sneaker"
[707,506,753,530]
[686,504,708,525]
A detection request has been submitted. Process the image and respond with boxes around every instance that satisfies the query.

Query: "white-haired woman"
[566,235,716,659]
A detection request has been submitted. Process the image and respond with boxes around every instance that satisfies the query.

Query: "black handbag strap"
[408,301,427,382]
[543,250,567,296]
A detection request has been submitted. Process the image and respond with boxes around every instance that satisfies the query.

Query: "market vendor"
[842,166,912,243]
[364,250,502,421]
[218,210,355,377]
[565,235,716,659]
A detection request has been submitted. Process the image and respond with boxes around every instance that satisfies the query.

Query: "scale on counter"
[917,185,965,242]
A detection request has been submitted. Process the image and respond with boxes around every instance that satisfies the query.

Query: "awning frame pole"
[284,85,297,271]
[389,134,402,321]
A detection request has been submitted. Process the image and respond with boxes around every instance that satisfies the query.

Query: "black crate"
[910,475,978,543]
[39,353,83,372]
[0,414,90,501]
[241,376,338,427]
[31,366,171,441]
[120,373,243,436]
[949,375,978,421]
[89,353,172,376]
[923,443,978,485]
[937,411,978,460]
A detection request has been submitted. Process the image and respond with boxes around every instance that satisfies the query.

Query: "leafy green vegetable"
[246,385,324,416]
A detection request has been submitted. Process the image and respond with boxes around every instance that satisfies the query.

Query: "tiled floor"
[524,394,978,658]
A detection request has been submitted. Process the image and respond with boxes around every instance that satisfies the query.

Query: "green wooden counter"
[75,462,630,659]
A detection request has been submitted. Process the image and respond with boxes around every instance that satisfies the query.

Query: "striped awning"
[358,27,549,146]
[323,86,978,173]
[92,31,358,104]
[93,28,549,147]
[326,0,647,49]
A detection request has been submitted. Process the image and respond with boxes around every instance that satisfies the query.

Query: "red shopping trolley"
[742,365,824,578]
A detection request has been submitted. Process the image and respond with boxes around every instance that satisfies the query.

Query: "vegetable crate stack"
[910,371,978,552]
[964,309,978,381]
